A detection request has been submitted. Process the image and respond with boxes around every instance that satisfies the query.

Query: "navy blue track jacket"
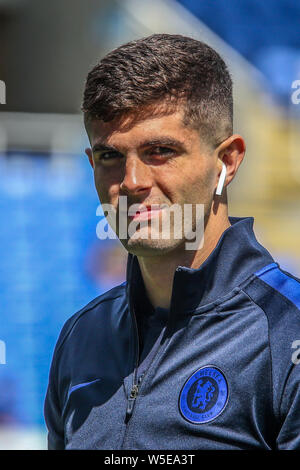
[44,217,300,449]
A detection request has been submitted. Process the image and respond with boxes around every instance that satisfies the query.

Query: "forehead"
[86,108,202,150]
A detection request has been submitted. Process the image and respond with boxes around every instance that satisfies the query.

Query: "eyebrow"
[92,137,187,154]
[92,143,118,153]
[139,137,186,149]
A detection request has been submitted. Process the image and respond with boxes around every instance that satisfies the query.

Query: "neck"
[136,202,230,310]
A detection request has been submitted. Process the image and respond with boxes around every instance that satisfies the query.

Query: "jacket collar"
[126,217,274,314]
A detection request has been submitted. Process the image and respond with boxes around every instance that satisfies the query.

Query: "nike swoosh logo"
[68,378,101,398]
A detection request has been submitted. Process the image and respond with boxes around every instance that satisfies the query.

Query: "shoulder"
[53,282,127,355]
[243,262,300,324]
[242,262,300,416]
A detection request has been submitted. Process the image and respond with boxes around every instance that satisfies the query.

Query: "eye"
[94,151,124,165]
[148,146,176,157]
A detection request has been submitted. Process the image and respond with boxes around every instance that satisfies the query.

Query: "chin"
[120,233,184,257]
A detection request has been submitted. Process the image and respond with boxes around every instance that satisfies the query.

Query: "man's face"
[86,106,219,256]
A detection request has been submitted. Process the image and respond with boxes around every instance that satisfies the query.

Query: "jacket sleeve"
[44,349,65,450]
[276,364,300,449]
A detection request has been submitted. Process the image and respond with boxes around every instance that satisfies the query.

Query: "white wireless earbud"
[215,162,226,196]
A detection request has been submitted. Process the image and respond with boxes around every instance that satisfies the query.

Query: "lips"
[129,204,163,221]
[136,204,161,213]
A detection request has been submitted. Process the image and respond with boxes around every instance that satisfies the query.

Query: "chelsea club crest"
[179,366,229,424]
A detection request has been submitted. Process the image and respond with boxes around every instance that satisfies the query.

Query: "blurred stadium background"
[0,0,299,449]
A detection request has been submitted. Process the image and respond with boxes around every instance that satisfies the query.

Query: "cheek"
[167,164,216,204]
[192,166,216,196]
[93,170,120,206]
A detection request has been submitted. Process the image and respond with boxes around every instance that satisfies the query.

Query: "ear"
[215,134,246,189]
[85,148,94,169]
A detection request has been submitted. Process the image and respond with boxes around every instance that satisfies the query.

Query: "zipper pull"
[130,384,139,399]
[125,384,139,423]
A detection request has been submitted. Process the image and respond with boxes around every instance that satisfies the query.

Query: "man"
[44,34,300,450]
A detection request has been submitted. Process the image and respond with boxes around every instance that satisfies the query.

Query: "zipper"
[125,374,144,423]
[121,305,172,448]
[125,300,140,423]
[123,258,174,426]
[124,308,171,424]
[121,261,181,449]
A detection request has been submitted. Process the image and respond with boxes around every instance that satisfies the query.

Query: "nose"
[120,155,152,196]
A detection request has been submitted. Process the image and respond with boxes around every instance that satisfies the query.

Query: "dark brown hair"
[82,34,233,146]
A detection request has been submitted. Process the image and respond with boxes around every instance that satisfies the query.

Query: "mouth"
[128,204,164,221]
[128,204,162,220]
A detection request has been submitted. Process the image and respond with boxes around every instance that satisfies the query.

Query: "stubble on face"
[88,107,217,258]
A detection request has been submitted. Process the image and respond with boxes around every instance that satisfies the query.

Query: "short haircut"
[82,33,233,147]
